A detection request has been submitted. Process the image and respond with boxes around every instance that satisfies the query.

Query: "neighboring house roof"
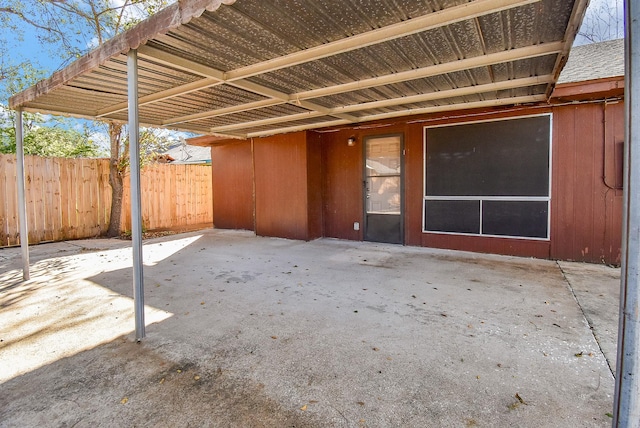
[558,38,624,84]
[163,143,211,164]
[9,0,589,141]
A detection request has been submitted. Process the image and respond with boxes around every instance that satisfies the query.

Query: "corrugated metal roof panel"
[10,0,589,138]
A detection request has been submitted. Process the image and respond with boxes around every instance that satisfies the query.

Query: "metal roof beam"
[358,94,547,122]
[245,119,353,138]
[218,76,551,133]
[224,0,541,81]
[293,42,563,101]
[163,44,559,126]
[138,45,226,79]
[98,0,539,121]
[332,75,553,113]
[23,103,100,117]
[162,98,284,125]
[100,44,358,123]
[96,77,222,117]
[227,80,358,123]
[211,111,326,132]
[97,45,232,117]
[244,95,546,138]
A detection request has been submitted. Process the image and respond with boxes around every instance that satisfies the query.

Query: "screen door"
[364,134,403,244]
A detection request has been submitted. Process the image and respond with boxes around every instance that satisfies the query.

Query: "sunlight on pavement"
[0,237,202,383]
[143,235,203,266]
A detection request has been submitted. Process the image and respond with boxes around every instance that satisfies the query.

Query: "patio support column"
[128,49,145,341]
[614,0,640,425]
[15,109,30,281]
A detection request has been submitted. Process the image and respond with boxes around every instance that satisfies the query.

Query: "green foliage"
[0,110,104,157]
[23,127,101,157]
[1,0,176,235]
[112,125,178,171]
[0,0,174,161]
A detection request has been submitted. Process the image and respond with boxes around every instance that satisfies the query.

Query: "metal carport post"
[614,0,640,425]
[13,52,145,339]
[128,49,145,341]
[127,49,145,342]
[15,109,30,281]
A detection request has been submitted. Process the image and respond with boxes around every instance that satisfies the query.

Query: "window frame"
[422,113,553,241]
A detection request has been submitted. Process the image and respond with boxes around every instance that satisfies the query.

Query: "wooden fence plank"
[0,155,8,246]
[43,158,53,241]
[99,161,111,234]
[87,159,101,237]
[0,155,212,247]
[9,156,18,245]
[0,155,18,246]
[71,159,81,240]
[51,158,63,241]
[59,158,72,239]
[26,156,39,244]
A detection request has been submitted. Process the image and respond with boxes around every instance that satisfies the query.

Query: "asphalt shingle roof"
[558,38,624,84]
[164,144,211,164]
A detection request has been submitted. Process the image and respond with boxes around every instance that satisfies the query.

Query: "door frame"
[362,132,405,244]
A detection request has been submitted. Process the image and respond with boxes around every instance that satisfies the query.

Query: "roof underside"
[9,0,588,139]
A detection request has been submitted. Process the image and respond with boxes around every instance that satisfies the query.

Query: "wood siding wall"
[211,142,254,230]
[551,101,624,264]
[253,131,321,240]
[209,102,623,264]
[316,104,622,264]
[320,129,363,241]
[306,132,324,240]
[1,155,212,246]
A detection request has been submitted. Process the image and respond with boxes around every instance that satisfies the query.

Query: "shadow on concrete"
[0,230,619,427]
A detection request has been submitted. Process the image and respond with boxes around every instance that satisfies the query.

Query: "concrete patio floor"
[0,229,620,427]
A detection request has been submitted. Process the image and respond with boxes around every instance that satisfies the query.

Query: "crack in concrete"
[556,260,615,377]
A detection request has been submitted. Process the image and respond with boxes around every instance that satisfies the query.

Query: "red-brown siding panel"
[551,102,623,264]
[320,130,364,241]
[205,101,622,264]
[404,123,424,246]
[551,107,577,260]
[254,132,310,240]
[211,142,254,231]
[422,233,551,259]
[307,132,324,239]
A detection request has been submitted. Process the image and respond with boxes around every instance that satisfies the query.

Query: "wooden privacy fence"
[120,163,213,232]
[0,155,213,247]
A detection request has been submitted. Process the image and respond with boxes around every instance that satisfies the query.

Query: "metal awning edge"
[546,0,590,97]
[8,0,234,110]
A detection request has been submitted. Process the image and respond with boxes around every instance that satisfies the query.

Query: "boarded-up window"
[423,114,551,240]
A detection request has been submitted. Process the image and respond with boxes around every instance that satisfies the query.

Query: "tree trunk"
[106,122,124,237]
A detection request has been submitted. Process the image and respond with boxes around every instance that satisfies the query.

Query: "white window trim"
[422,113,553,241]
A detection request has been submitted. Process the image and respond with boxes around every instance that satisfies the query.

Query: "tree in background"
[577,0,624,44]
[0,112,104,157]
[1,0,172,236]
[104,123,175,237]
[0,51,104,157]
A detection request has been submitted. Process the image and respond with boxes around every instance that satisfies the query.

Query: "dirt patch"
[119,230,180,240]
[0,338,319,427]
[427,252,560,280]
